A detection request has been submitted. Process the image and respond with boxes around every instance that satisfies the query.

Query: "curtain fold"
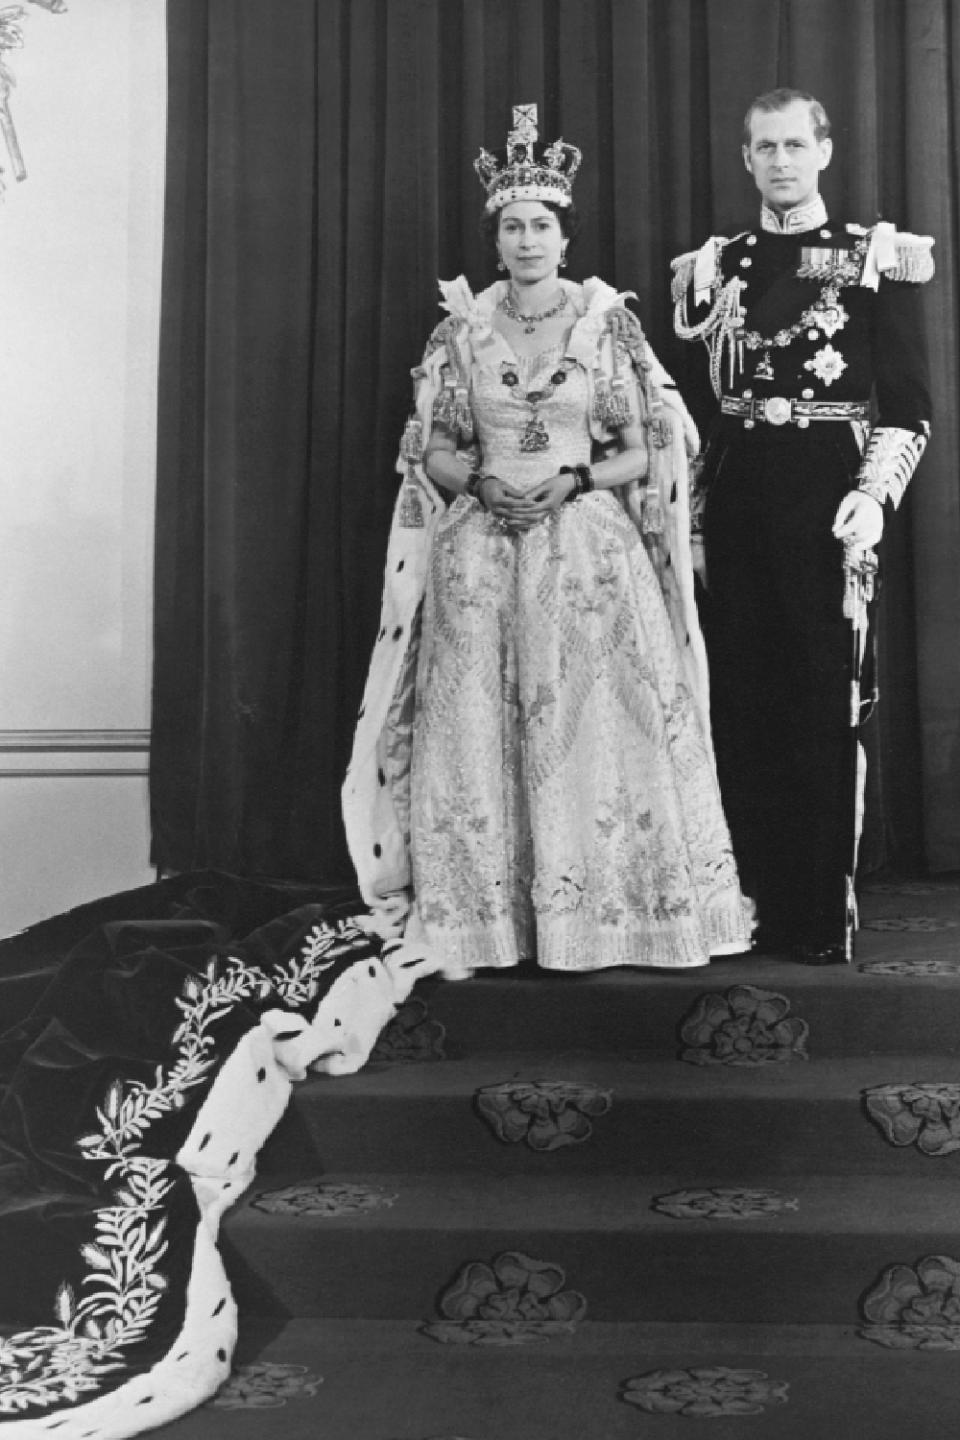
[903,0,960,871]
[152,0,960,881]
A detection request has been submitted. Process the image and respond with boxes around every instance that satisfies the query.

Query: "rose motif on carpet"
[860,1256,960,1349]
[420,1250,586,1346]
[370,996,447,1064]
[621,1366,789,1417]
[863,1084,960,1156]
[251,1181,399,1216]
[474,1080,613,1150]
[679,985,809,1066]
[859,958,960,976]
[652,1187,799,1220]
[207,1361,323,1409]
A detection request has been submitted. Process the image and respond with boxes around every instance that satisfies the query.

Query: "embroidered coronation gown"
[408,324,750,975]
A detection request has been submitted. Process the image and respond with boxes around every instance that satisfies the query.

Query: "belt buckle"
[763,397,792,426]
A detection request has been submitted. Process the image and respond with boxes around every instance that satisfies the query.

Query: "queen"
[344,104,752,978]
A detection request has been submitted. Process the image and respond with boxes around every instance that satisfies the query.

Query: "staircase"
[169,881,960,1439]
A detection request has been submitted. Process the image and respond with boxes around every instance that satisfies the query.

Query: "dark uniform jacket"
[669,207,934,951]
[672,211,934,517]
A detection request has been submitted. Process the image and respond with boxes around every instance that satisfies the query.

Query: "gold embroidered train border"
[0,918,368,1417]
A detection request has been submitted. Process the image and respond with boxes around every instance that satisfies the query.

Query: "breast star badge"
[804,343,848,387]
[814,302,849,338]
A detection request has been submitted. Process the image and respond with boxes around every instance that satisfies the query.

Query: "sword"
[841,542,879,961]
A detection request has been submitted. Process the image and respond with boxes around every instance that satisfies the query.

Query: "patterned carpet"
[168,877,960,1440]
[4,876,960,1438]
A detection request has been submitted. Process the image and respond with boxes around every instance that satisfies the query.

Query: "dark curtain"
[152,0,960,883]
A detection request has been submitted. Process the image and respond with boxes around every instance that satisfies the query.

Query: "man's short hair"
[743,88,831,145]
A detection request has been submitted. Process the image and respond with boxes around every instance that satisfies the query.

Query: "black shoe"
[791,941,849,966]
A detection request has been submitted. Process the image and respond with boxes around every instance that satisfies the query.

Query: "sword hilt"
[842,544,878,620]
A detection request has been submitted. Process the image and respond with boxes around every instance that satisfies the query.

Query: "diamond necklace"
[498,284,569,335]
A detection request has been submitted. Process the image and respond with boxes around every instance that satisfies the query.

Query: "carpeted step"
[220,1170,960,1325]
[259,1052,960,1177]
[150,1316,960,1440]
[411,948,960,1059]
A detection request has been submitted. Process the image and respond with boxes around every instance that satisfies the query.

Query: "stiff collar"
[760,194,829,234]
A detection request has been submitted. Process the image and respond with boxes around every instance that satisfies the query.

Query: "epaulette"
[856,222,936,287]
[670,233,750,304]
[886,233,935,284]
[670,249,700,304]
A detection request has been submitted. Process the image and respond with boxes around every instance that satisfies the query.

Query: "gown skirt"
[409,483,749,975]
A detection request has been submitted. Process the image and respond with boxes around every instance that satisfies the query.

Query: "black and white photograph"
[0,2,958,1437]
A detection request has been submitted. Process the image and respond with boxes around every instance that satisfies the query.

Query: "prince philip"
[672,87,934,963]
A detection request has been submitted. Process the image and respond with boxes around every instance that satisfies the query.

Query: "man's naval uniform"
[672,196,933,955]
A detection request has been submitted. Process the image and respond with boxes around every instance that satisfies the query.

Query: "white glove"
[832,490,884,549]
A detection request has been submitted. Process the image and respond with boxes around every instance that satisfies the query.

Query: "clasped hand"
[480,472,576,529]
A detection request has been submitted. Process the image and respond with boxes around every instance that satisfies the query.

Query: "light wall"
[0,0,167,935]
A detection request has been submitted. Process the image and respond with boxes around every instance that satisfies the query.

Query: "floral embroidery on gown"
[409,333,749,973]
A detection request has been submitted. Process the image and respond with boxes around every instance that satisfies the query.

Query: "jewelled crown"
[474,104,582,213]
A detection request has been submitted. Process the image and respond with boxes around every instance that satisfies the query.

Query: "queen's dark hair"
[479,200,581,258]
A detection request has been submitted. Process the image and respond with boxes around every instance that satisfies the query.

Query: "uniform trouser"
[702,420,865,947]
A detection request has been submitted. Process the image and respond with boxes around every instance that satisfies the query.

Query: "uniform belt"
[721,396,871,428]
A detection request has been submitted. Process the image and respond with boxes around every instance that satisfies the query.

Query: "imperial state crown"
[474,103,581,213]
